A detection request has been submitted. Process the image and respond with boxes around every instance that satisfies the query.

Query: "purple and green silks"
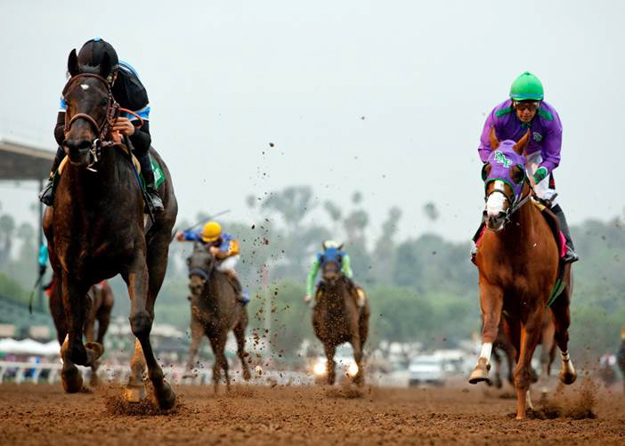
[483,141,526,200]
[478,99,563,175]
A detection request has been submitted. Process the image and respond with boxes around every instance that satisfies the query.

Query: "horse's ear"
[489,126,500,150]
[99,52,112,78]
[67,49,79,77]
[338,244,344,250]
[514,129,531,155]
[321,242,326,250]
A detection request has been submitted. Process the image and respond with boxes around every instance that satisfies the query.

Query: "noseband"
[484,179,532,224]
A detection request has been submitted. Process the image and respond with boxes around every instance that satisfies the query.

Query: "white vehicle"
[408,355,447,387]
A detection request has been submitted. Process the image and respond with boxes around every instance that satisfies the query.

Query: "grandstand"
[0,137,55,337]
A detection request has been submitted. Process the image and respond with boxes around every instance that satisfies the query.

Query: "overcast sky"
[1,0,624,243]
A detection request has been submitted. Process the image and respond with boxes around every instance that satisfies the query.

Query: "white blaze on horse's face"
[80,84,89,90]
[485,181,507,231]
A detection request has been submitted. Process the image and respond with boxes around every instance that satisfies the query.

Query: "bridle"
[484,177,533,225]
[62,73,145,171]
[63,74,119,139]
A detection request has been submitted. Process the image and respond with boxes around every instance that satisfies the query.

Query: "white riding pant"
[525,152,557,206]
[217,255,239,274]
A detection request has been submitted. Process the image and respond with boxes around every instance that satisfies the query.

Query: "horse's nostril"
[66,139,90,155]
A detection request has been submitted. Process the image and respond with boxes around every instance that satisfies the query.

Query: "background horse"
[469,129,576,419]
[489,312,556,390]
[48,275,114,386]
[183,245,204,375]
[617,332,625,394]
[43,51,178,408]
[312,247,369,385]
[186,243,251,391]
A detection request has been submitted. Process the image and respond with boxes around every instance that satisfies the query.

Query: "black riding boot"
[38,147,66,206]
[551,204,579,263]
[138,152,164,212]
[226,272,250,305]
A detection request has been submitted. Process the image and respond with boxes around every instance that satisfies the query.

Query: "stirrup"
[146,190,164,212]
[562,248,579,264]
[39,177,55,206]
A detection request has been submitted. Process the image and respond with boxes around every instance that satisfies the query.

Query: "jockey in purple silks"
[472,72,578,263]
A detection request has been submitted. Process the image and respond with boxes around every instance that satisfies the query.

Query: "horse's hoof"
[559,369,577,385]
[124,384,146,403]
[469,358,491,385]
[155,380,176,410]
[84,342,104,365]
[61,365,83,393]
[89,373,100,388]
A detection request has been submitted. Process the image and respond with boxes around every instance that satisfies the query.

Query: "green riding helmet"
[509,72,544,101]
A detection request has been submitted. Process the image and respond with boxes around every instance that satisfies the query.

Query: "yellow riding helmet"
[202,221,222,243]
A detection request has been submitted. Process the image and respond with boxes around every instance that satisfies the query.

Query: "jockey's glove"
[533,166,548,184]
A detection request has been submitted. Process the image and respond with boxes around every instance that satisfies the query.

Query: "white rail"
[0,361,314,386]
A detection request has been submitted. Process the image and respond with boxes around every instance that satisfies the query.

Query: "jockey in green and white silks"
[304,241,364,307]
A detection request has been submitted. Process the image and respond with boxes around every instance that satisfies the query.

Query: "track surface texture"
[1,380,624,445]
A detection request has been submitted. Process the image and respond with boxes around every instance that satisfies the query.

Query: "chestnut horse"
[312,247,369,385]
[43,50,178,408]
[469,129,576,419]
[48,275,114,386]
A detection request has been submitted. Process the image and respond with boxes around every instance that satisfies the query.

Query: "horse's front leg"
[124,254,176,409]
[513,306,544,419]
[209,333,229,393]
[183,313,204,378]
[324,344,336,385]
[469,282,503,384]
[60,272,102,393]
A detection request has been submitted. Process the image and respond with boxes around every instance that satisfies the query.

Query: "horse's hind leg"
[234,315,251,381]
[491,347,502,388]
[538,311,556,393]
[124,253,175,409]
[324,344,337,385]
[513,308,543,420]
[550,266,577,385]
[350,335,365,386]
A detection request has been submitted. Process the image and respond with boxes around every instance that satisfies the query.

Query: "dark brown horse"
[48,275,114,386]
[469,129,576,419]
[185,243,251,391]
[43,50,178,408]
[312,250,369,385]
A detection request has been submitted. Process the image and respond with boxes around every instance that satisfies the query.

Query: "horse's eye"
[319,255,325,264]
[481,164,491,181]
[337,255,342,263]
[100,98,108,106]
[511,165,525,184]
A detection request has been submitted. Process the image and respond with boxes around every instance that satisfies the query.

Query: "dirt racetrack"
[1,379,624,445]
